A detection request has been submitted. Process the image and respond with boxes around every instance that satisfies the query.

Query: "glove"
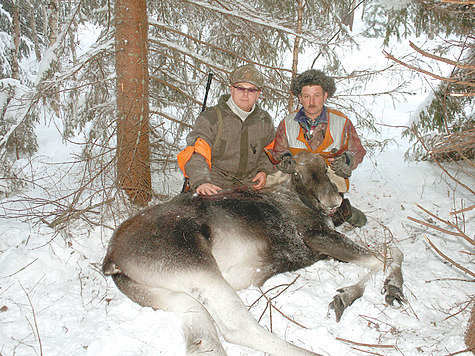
[330,152,354,178]
[277,153,296,173]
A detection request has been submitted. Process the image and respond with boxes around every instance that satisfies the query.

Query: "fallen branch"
[407,216,463,237]
[350,347,384,355]
[20,282,43,355]
[258,286,308,329]
[2,258,38,278]
[410,204,474,246]
[450,205,474,216]
[424,236,475,278]
[251,275,308,331]
[336,336,395,348]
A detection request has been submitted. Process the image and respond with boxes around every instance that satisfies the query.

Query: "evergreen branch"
[150,109,193,129]
[182,0,325,45]
[409,41,475,70]
[410,127,475,195]
[383,51,475,87]
[149,36,229,73]
[149,20,293,74]
[149,75,202,106]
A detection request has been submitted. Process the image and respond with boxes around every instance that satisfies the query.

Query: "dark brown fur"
[102,152,404,356]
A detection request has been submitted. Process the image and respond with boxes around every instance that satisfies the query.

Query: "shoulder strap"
[213,106,223,149]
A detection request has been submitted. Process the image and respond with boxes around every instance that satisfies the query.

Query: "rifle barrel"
[201,73,214,112]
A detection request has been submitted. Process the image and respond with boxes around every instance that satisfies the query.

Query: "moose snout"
[320,193,343,215]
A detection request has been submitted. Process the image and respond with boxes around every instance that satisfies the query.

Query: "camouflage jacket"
[184,95,275,189]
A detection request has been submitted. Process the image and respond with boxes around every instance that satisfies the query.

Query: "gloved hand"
[277,153,296,173]
[330,152,354,178]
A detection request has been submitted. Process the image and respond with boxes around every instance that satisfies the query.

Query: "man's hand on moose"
[252,171,267,190]
[196,183,223,195]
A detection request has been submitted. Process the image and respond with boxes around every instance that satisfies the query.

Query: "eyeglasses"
[232,85,260,94]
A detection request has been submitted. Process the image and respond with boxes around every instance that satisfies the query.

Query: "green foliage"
[362,0,474,45]
[403,81,474,161]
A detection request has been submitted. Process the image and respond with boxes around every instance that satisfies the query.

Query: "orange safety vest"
[283,109,351,192]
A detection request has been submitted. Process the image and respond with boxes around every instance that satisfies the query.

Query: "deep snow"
[1,18,474,356]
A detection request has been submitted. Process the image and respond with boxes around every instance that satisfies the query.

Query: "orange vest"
[284,109,350,192]
[284,108,349,157]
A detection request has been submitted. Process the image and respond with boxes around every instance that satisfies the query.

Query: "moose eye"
[292,172,301,181]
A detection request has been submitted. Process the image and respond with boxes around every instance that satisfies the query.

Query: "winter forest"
[0,0,474,355]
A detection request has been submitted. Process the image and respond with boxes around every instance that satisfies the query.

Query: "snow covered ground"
[1,21,473,356]
[1,111,472,356]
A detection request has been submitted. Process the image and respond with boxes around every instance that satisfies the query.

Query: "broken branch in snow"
[19,282,43,356]
[249,275,308,331]
[450,205,475,216]
[2,259,38,279]
[424,236,475,278]
[335,336,395,348]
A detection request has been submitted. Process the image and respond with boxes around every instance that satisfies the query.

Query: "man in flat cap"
[178,64,275,195]
[271,69,367,227]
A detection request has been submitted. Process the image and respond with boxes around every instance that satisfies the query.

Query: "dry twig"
[19,282,43,356]
[424,236,475,278]
[335,336,395,349]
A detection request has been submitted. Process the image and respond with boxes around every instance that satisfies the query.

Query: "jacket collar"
[294,106,327,130]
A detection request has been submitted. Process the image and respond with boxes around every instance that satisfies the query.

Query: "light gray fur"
[103,152,405,355]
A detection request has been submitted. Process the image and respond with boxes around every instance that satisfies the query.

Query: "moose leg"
[112,274,227,356]
[304,229,404,321]
[186,273,317,356]
[383,247,406,306]
[329,270,376,322]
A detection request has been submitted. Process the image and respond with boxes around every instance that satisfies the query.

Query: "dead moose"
[102,151,405,356]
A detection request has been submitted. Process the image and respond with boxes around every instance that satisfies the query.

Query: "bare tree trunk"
[28,3,42,61]
[467,301,475,354]
[341,0,356,31]
[12,0,20,80]
[115,0,152,206]
[47,0,59,46]
[289,0,303,112]
[46,0,60,113]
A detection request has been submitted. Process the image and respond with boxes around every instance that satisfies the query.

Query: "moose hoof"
[329,294,345,322]
[383,280,406,306]
[330,286,363,322]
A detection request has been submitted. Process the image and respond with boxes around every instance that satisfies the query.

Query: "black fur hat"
[291,69,336,98]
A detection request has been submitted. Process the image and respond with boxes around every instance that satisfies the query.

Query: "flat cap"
[230,64,264,89]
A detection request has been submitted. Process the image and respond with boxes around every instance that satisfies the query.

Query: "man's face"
[230,82,261,112]
[299,85,328,120]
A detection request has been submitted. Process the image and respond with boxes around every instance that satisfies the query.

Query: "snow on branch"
[181,0,325,45]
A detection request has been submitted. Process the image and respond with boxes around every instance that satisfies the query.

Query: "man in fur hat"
[271,69,367,227]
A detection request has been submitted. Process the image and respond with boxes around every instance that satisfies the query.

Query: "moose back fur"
[102,152,404,356]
